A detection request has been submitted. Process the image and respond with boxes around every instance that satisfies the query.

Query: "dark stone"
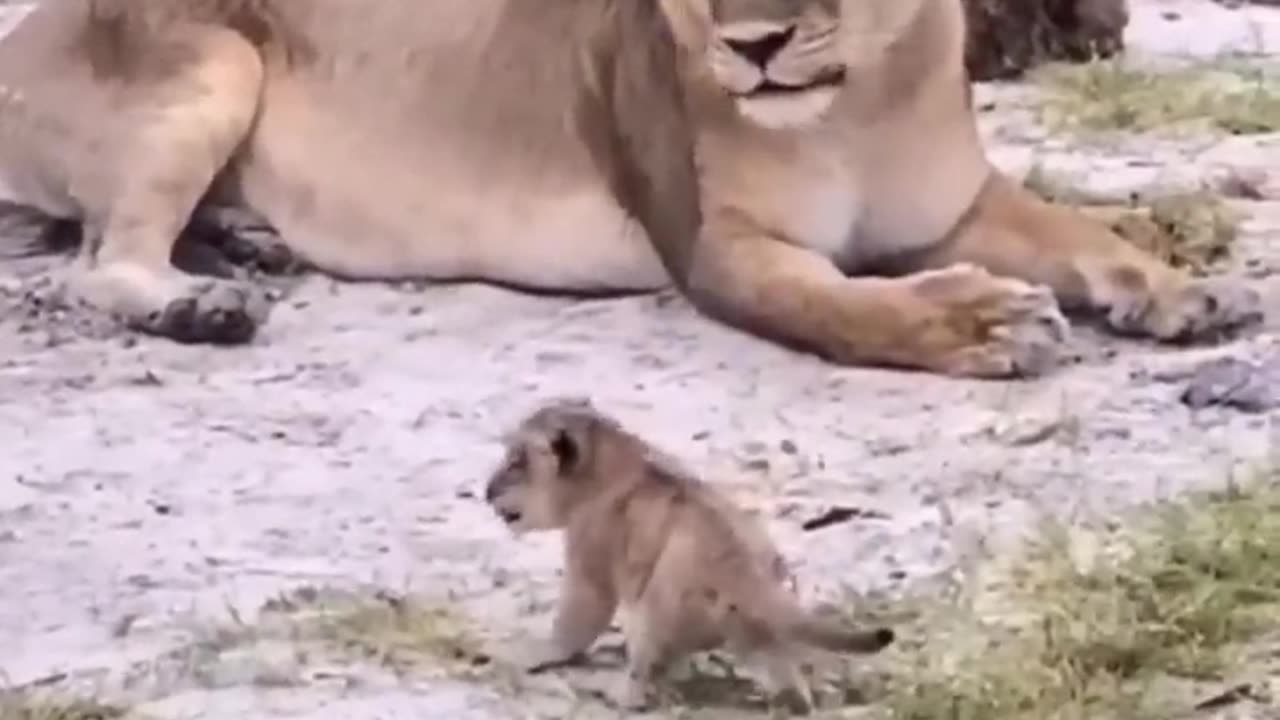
[1180,355,1280,413]
[963,0,1129,82]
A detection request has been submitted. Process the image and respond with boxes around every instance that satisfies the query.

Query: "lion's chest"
[742,155,863,264]
[774,174,862,264]
[701,128,869,266]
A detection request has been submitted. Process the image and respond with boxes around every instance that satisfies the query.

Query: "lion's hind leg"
[168,205,302,284]
[64,24,271,344]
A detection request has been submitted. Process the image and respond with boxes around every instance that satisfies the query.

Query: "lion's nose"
[724,25,796,69]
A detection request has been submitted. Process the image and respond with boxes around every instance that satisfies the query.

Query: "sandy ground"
[3,2,1280,718]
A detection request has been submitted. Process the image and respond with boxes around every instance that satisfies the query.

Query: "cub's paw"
[525,651,589,675]
[772,687,816,716]
[908,264,1070,379]
[137,279,272,345]
[1107,275,1263,343]
[620,677,657,713]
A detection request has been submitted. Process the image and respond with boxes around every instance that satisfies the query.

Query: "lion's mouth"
[735,67,847,98]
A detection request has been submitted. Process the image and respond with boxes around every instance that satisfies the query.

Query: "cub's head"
[483,398,616,534]
[664,0,846,129]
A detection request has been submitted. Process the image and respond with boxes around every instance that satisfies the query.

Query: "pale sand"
[2,2,1279,717]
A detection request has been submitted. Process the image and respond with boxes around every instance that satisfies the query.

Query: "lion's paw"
[910,264,1070,379]
[1108,276,1263,343]
[211,228,301,276]
[68,262,275,345]
[139,279,271,345]
[179,211,302,278]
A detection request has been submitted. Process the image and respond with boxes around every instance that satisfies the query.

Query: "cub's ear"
[530,397,600,475]
[550,426,582,474]
[550,409,599,475]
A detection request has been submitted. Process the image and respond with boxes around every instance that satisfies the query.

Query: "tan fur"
[0,0,700,342]
[484,398,895,713]
[662,0,1262,377]
[0,0,1262,373]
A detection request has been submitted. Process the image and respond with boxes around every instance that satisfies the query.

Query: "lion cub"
[484,398,895,712]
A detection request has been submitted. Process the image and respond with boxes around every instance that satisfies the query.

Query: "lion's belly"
[233,87,670,293]
[250,175,670,292]
[0,168,17,204]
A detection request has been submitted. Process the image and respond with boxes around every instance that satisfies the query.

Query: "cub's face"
[484,436,568,534]
[483,403,595,535]
[682,0,846,129]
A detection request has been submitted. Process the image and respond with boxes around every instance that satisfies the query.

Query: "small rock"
[128,370,164,387]
[1181,356,1280,413]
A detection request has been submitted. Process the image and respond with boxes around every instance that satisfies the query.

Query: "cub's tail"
[787,613,896,654]
[742,585,896,654]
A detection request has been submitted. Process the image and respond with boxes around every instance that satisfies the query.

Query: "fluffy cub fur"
[484,398,894,712]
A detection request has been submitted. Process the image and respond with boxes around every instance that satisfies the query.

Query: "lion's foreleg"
[682,219,1067,378]
[907,173,1263,342]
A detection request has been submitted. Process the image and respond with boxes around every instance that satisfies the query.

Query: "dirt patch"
[3,2,1280,719]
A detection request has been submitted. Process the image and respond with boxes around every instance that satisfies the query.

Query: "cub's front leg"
[912,173,1264,342]
[526,566,618,675]
[682,215,1070,378]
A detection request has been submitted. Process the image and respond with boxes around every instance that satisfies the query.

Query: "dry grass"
[529,479,1280,717]
[0,691,127,720]
[1032,57,1280,136]
[109,584,496,699]
[851,475,1280,720]
[257,585,493,676]
[1127,191,1242,274]
[11,485,1278,720]
[1022,165,1241,275]
[0,588,491,720]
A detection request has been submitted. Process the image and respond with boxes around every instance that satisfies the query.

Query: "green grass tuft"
[1032,58,1280,136]
[259,585,492,676]
[860,477,1280,720]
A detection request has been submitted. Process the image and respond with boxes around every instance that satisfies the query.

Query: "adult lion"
[0,0,1262,377]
